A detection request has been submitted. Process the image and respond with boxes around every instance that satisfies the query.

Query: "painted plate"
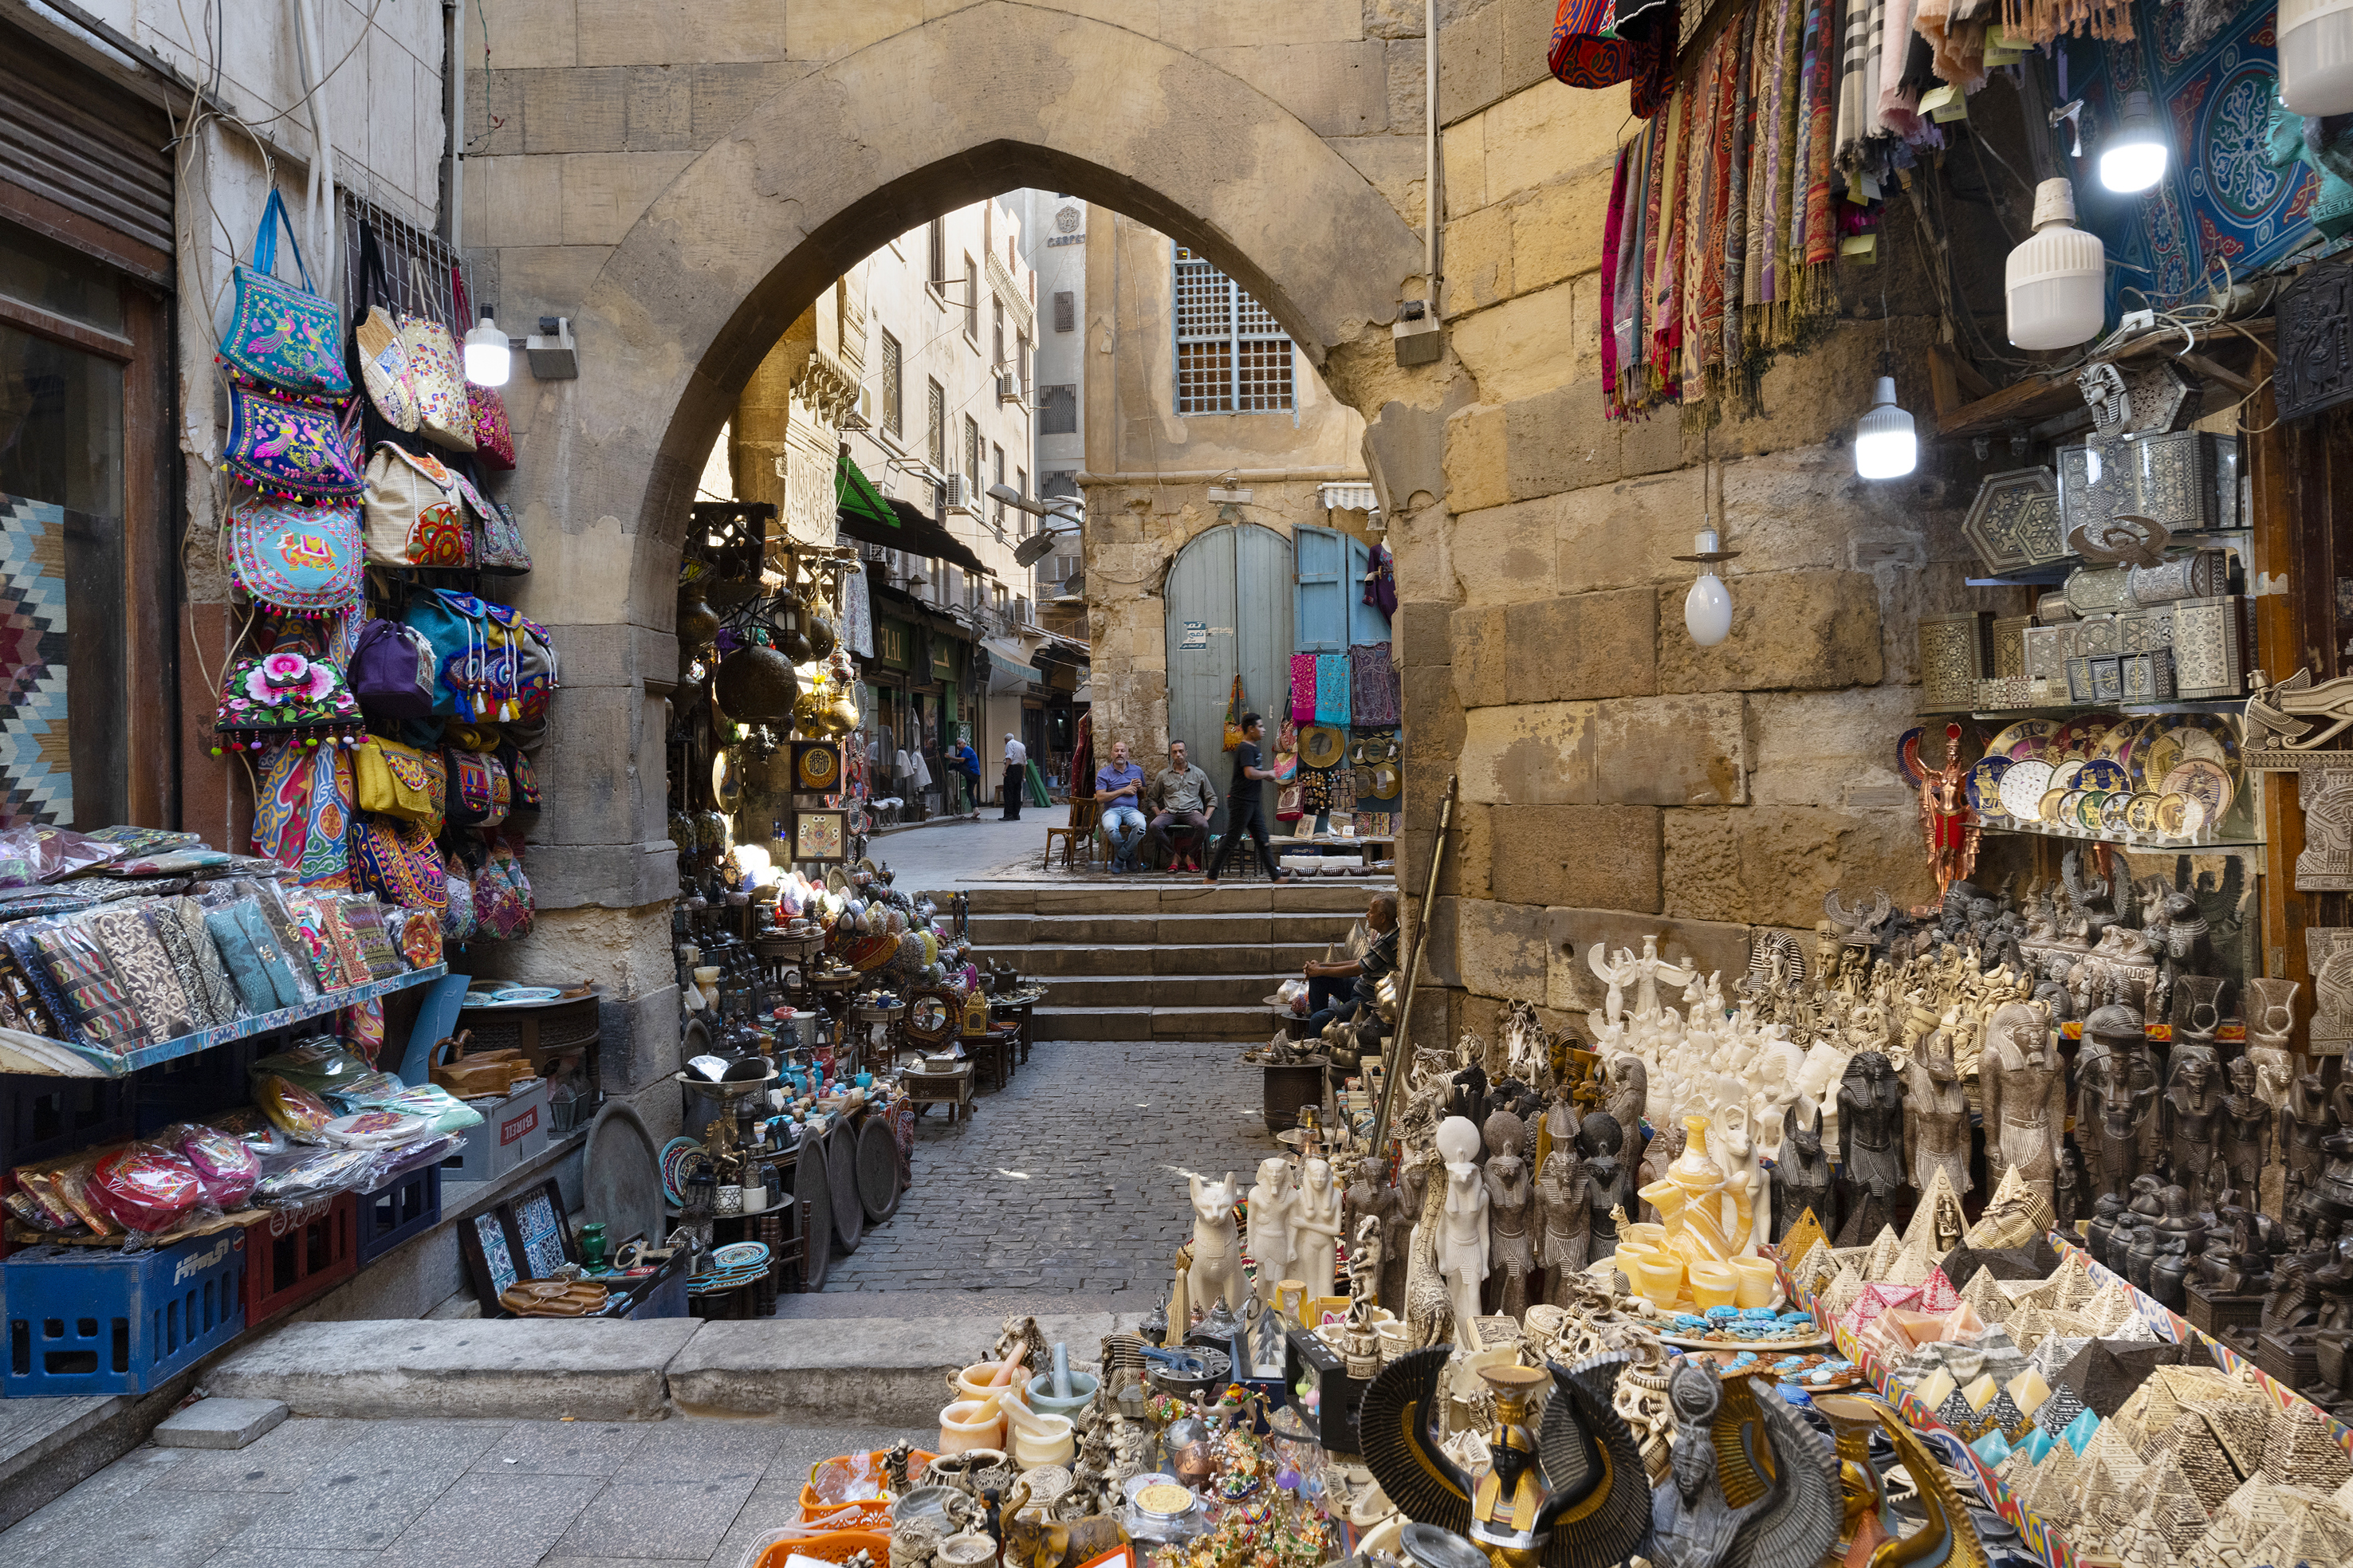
[2127,792,2163,833]
[2051,716,2120,760]
[1986,718,2061,761]
[2142,714,2242,787]
[2099,792,2133,833]
[710,1241,770,1270]
[2001,760,2055,821]
[2160,759,2233,823]
[2075,790,2108,830]
[2093,715,2150,761]
[2076,759,2130,793]
[1967,756,2013,817]
[2040,788,2074,825]
[2156,792,2209,837]
[2049,758,2087,792]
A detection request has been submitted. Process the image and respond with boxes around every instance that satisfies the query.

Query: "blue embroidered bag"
[224,385,364,502]
[218,190,351,400]
[225,483,363,615]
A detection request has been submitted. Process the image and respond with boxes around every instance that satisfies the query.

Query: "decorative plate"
[1966,756,2013,817]
[2156,792,2208,837]
[2050,716,2119,760]
[2040,788,2072,825]
[2076,759,2130,793]
[2160,759,2233,823]
[1986,719,2061,760]
[2127,792,2162,833]
[2048,759,2087,792]
[2092,716,2149,761]
[2074,791,2107,830]
[2001,760,2056,820]
[710,1241,770,1270]
[464,985,564,1007]
[2099,792,2133,833]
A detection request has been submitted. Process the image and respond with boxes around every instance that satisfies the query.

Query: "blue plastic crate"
[132,1036,258,1137]
[4,1230,246,1397]
[356,1161,441,1266]
[0,1074,132,1169]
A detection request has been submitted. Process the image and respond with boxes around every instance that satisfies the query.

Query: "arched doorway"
[1163,525,1293,833]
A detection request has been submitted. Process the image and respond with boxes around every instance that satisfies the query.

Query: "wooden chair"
[1044,796,1103,871]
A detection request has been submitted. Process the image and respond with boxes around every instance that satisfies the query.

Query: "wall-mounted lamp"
[463,304,510,387]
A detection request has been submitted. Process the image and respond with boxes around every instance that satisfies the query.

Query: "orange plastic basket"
[753,1527,891,1568]
[799,1500,894,1531]
[797,1448,935,1514]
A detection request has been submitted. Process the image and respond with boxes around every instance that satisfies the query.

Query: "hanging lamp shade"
[1855,378,1918,480]
[2005,179,2106,351]
[2283,0,2353,115]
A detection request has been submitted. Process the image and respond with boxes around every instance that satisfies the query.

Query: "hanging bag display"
[442,748,511,829]
[348,618,440,719]
[352,736,446,831]
[404,589,558,721]
[214,643,365,753]
[224,484,363,616]
[451,471,530,573]
[350,813,447,914]
[441,855,479,941]
[399,258,475,452]
[218,188,352,400]
[451,266,514,470]
[350,222,421,433]
[223,384,364,503]
[1222,673,1248,752]
[362,442,473,568]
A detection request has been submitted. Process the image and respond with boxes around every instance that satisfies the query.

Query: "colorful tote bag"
[363,442,471,568]
[448,471,530,573]
[253,737,357,891]
[351,222,420,433]
[219,188,351,400]
[352,736,446,831]
[225,384,364,502]
[226,484,364,615]
[351,813,447,914]
[214,646,365,751]
[399,260,474,453]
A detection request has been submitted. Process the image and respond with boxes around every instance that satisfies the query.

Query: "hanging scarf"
[1615,118,1656,415]
[1647,83,1688,399]
[1836,0,1883,170]
[1877,0,1924,139]
[1600,143,1632,407]
[1798,0,1842,273]
[254,741,356,891]
[1718,2,1757,384]
[1686,37,1726,388]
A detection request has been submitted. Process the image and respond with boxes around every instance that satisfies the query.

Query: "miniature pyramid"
[1960,1266,2012,1323]
[2021,1437,2083,1529]
[2051,1251,2101,1311]
[1900,1166,1966,1260]
[1887,1244,1932,1289]
[1817,1266,1865,1326]
[2184,1399,2273,1490]
[2085,1279,2147,1335]
[1915,1263,1961,1313]
[2005,1301,2053,1353]
[1861,1224,1905,1280]
[2138,1452,2221,1557]
[1792,1237,1835,1295]
[2262,1399,2353,1491]
[2113,1509,2178,1568]
[2180,1474,2293,1568]
[2035,1383,2091,1441]
[2244,1496,2353,1568]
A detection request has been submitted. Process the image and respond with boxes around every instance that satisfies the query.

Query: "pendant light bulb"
[1854,375,1917,480]
[464,311,511,387]
[1684,529,1733,648]
[2005,179,2107,350]
[2280,0,2353,115]
[2098,92,2167,193]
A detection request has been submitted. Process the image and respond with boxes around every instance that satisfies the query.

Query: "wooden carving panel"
[2278,254,2353,425]
[2308,928,2353,1051]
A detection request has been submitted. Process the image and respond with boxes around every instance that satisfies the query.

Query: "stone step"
[1017,971,1288,1008]
[983,940,1332,977]
[968,909,1363,946]
[960,881,1387,917]
[1031,1003,1276,1042]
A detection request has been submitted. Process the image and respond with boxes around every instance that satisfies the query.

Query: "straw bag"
[399,259,474,452]
[363,443,472,568]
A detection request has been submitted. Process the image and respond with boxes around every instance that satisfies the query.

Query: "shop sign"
[1180,619,1209,650]
[876,620,910,667]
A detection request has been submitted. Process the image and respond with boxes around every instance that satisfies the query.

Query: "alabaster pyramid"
[1959,1265,2012,1324]
[1967,1163,2056,1249]
[1900,1166,1966,1261]
[2243,1496,2353,1568]
[2113,1509,2179,1568]
[1860,1224,1905,1280]
[2261,1398,2353,1492]
[2180,1474,2296,1568]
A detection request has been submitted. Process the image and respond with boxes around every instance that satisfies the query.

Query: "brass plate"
[2127,792,2162,833]
[2159,758,2233,823]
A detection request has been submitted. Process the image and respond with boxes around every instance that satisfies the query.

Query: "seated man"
[1146,739,1218,873]
[1093,739,1148,872]
[1305,892,1399,1035]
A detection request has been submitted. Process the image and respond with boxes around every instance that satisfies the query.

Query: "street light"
[986,483,1084,521]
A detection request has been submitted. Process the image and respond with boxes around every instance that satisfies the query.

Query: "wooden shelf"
[1927,325,2272,441]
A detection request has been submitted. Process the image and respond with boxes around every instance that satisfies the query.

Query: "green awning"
[836,453,898,529]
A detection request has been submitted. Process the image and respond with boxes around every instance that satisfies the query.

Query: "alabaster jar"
[938,1400,1001,1454]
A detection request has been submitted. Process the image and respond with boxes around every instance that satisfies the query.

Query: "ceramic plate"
[2048,758,2087,792]
[2040,788,2073,825]
[2127,792,2163,833]
[1986,718,2061,761]
[2001,760,2055,820]
[710,1241,770,1269]
[2051,716,2120,760]
[1967,756,2013,817]
[2076,759,2130,793]
[2160,759,2233,823]
[2099,792,2133,833]
[2156,792,2208,837]
[2075,790,2108,830]
[2093,716,2149,761]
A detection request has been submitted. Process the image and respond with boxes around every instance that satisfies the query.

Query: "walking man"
[1204,713,1290,884]
[1001,732,1028,821]
[1146,739,1218,873]
[950,733,982,819]
[1095,740,1148,872]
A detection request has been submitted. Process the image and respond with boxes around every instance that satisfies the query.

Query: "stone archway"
[491,3,1450,1118]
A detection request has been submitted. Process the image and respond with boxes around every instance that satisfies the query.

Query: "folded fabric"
[1289,653,1318,723]
[205,906,285,1016]
[1312,653,1351,725]
[170,898,245,1024]
[236,901,314,1009]
[87,906,196,1041]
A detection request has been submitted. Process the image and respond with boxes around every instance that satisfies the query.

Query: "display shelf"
[30,967,449,1080]
[1980,821,2264,851]
[1918,698,2251,721]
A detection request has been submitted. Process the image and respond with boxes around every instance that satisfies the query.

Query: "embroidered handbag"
[214,646,364,752]
[475,837,533,941]
[443,749,511,828]
[363,442,472,568]
[399,258,474,453]
[441,857,479,941]
[352,737,446,831]
[451,266,515,470]
[218,188,352,399]
[225,383,364,503]
[348,619,439,720]
[226,484,363,616]
[448,470,530,573]
[501,741,540,810]
[351,813,447,914]
[405,589,559,721]
[351,224,420,433]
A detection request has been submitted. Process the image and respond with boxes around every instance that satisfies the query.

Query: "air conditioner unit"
[943,473,971,513]
[996,372,1021,404]
[842,385,872,430]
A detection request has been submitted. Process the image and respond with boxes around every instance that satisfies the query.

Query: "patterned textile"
[1799,0,1840,270]
[1312,654,1351,727]
[841,561,874,659]
[1289,653,1318,724]
[254,741,356,890]
[1348,643,1399,725]
[1550,0,1676,117]
[2063,9,2323,314]
[0,496,71,827]
[89,905,195,1040]
[1600,147,1633,404]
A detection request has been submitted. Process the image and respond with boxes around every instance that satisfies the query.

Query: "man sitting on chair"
[1146,740,1219,874]
[1094,740,1148,873]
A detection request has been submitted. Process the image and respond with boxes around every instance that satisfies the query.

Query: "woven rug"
[0,496,73,826]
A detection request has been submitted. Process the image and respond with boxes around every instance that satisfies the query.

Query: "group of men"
[1091,713,1289,882]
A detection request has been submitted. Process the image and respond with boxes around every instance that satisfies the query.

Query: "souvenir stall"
[1275,647,1402,875]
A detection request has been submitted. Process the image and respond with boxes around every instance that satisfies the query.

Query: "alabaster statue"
[1292,1157,1343,1299]
[1902,1032,1973,1198]
[1980,998,2064,1218]
[1186,1173,1248,1319]
[1435,1115,1490,1337]
[1245,1156,1296,1303]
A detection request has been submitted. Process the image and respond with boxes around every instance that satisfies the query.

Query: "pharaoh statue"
[1980,999,2065,1218]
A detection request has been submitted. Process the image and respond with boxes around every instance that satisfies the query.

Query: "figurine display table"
[905,1062,975,1122]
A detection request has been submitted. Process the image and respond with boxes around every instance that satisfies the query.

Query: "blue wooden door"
[1165,524,1294,833]
[1295,527,1391,659]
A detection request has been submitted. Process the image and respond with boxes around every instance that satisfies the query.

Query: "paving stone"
[466,1420,647,1478]
[151,1397,286,1450]
[549,1476,760,1560]
[372,1471,602,1566]
[147,1415,369,1492]
[622,1420,789,1483]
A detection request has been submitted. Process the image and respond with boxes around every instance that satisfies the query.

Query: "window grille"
[1039,384,1076,434]
[880,330,903,436]
[1053,291,1074,332]
[1172,247,1291,415]
[927,379,946,470]
[963,416,980,499]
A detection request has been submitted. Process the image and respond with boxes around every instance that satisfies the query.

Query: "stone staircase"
[966,881,1395,1042]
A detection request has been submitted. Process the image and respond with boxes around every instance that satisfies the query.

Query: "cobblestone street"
[800,1036,1284,1310]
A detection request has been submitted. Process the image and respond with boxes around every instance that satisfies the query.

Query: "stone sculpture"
[1537,1145,1590,1303]
[1435,1115,1490,1340]
[1245,1157,1295,1303]
[1774,1102,1832,1243]
[1648,1359,1841,1568]
[1835,1052,1904,1247]
[2159,1055,2225,1212]
[1402,1142,1454,1350]
[1902,1031,1973,1199]
[1578,1110,1625,1262]
[2079,1004,2161,1208]
[1185,1173,1248,1321]
[1980,998,2066,1220]
[1291,1157,1343,1300]
[1486,1145,1535,1319]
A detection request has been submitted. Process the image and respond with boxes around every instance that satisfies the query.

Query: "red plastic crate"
[242,1193,356,1322]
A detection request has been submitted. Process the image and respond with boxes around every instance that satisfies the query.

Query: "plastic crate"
[3,1229,247,1397]
[243,1193,357,1322]
[133,1036,258,1136]
[356,1161,441,1265]
[441,1078,550,1186]
[1,1073,132,1168]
